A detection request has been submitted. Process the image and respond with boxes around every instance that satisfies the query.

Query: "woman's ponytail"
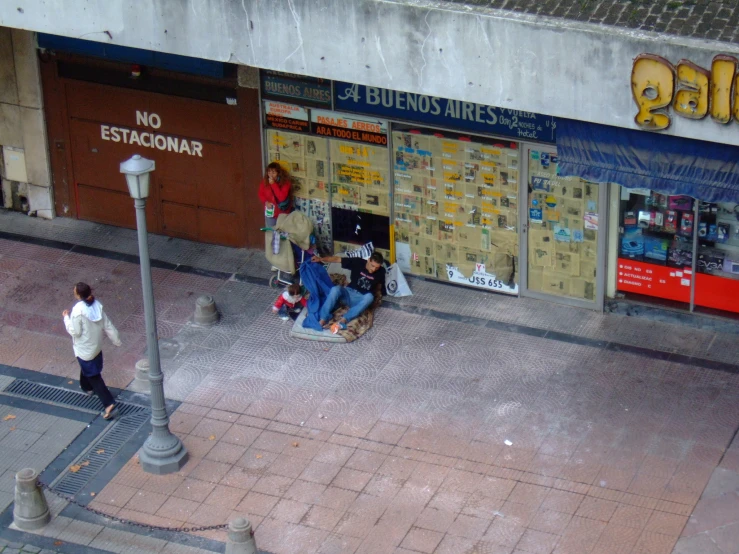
[74,282,95,306]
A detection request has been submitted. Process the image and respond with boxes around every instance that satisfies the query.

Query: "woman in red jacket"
[258,162,292,227]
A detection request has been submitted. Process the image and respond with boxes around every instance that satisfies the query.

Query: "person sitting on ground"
[272,283,307,321]
[311,251,385,332]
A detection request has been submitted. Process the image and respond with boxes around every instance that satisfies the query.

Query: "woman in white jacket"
[63,282,122,420]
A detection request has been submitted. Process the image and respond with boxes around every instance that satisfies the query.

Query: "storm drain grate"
[51,411,150,497]
[4,379,148,417]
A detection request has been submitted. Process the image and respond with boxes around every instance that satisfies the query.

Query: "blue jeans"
[319,286,374,323]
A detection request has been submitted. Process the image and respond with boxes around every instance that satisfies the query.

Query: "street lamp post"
[120,154,188,475]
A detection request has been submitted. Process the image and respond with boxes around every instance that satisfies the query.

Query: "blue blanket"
[300,261,336,331]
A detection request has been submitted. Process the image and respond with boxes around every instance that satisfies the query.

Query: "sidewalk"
[0,210,737,554]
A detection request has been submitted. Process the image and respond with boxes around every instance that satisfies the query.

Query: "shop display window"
[617,189,694,304]
[617,188,739,314]
[266,127,391,258]
[392,126,519,294]
[266,129,332,252]
[695,201,739,313]
[330,139,392,259]
[527,150,599,301]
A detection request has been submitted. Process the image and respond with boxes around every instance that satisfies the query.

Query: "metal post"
[133,198,188,474]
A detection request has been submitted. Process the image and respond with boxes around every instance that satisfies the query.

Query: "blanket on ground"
[299,261,381,343]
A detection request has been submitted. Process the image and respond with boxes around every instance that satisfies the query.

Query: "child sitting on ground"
[272,283,307,321]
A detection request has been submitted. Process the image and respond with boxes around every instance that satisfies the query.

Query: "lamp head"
[120,154,155,199]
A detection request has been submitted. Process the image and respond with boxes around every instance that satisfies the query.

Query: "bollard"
[128,358,150,393]
[193,295,219,326]
[13,468,50,530]
[226,517,257,554]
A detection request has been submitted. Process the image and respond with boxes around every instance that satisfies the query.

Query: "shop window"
[266,129,332,252]
[526,150,599,302]
[392,126,519,294]
[265,128,392,260]
[695,201,739,314]
[616,190,694,305]
[616,189,739,315]
[330,140,391,259]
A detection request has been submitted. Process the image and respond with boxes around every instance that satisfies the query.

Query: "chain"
[38,481,229,533]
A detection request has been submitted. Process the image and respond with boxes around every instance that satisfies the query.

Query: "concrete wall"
[2,0,739,147]
[0,27,52,218]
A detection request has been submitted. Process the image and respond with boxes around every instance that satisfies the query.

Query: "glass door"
[520,146,606,309]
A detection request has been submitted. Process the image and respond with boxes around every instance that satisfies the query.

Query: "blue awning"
[555,118,739,202]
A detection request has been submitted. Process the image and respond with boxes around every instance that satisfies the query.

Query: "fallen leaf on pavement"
[81,461,90,467]
[69,465,82,473]
[292,442,299,448]
[90,492,96,496]
[68,380,73,384]
[256,454,262,459]
[54,541,63,546]
[208,435,216,441]
[96,449,105,454]
[9,427,15,431]
[3,414,16,421]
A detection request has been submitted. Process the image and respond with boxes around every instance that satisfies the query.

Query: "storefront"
[39,34,265,248]
[260,73,608,309]
[556,117,739,317]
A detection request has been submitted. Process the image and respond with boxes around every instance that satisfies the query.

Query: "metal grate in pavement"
[51,411,150,497]
[3,380,148,417]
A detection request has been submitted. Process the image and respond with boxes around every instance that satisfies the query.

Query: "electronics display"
[618,188,739,314]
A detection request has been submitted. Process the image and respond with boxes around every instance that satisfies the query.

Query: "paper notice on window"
[584,212,599,230]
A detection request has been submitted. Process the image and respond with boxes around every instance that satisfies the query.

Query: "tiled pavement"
[0,406,86,513]
[0,211,737,553]
[0,538,61,553]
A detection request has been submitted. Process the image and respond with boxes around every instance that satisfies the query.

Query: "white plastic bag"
[385,263,412,297]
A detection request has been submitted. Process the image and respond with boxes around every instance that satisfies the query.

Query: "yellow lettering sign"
[711,55,737,124]
[674,60,709,119]
[632,53,739,128]
[631,54,674,130]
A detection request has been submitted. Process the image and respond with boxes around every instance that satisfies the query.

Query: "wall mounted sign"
[260,70,332,108]
[334,82,556,143]
[264,101,310,133]
[100,110,204,156]
[311,109,388,145]
[262,101,388,146]
[632,53,739,130]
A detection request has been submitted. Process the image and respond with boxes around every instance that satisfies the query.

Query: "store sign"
[260,70,331,107]
[632,53,739,130]
[311,109,388,145]
[264,101,310,133]
[446,264,518,295]
[100,110,203,156]
[617,258,691,302]
[334,82,556,143]
[263,101,388,146]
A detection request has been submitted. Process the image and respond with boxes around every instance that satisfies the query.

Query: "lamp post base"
[139,435,188,475]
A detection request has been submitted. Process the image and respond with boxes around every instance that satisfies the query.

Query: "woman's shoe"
[102,406,119,420]
[81,389,94,396]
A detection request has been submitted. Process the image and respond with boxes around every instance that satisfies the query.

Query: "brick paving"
[444,0,739,44]
[0,212,737,553]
